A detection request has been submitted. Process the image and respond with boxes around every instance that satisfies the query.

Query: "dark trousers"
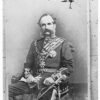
[9,72,53,100]
[9,81,31,100]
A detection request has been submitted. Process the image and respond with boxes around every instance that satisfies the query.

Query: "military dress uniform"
[9,36,74,100]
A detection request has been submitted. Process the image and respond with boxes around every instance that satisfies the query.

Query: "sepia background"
[4,0,98,100]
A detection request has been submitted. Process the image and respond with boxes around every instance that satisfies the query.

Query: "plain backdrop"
[5,0,88,84]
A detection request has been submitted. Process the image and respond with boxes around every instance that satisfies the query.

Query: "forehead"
[40,15,54,24]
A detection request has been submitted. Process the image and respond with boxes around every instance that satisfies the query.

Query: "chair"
[37,81,70,100]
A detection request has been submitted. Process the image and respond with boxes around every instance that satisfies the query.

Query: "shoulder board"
[57,37,65,44]
[37,38,44,42]
[57,37,65,42]
[34,40,37,47]
[34,38,44,46]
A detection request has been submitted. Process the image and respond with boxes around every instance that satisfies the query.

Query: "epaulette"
[34,40,37,47]
[60,37,75,52]
[34,38,44,47]
[58,37,65,43]
[36,38,44,42]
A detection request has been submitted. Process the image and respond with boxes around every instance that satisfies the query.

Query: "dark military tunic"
[26,37,74,76]
[25,37,74,89]
[9,36,74,100]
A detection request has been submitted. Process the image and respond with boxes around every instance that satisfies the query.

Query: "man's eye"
[41,24,45,27]
[48,23,51,25]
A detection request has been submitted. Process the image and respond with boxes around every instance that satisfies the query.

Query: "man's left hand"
[44,77,55,85]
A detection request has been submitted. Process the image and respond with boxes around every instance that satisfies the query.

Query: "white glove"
[44,77,55,85]
[26,74,37,83]
[35,75,42,82]
[20,77,27,82]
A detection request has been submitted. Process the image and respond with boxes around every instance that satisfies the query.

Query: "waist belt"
[39,68,57,73]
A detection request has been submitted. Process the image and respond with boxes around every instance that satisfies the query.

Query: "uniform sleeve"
[60,41,74,76]
[26,42,35,64]
[24,41,36,75]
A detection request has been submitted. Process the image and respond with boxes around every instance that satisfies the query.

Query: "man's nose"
[45,24,48,29]
[25,72,27,74]
[25,71,28,74]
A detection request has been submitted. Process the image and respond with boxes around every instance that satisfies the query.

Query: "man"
[9,13,74,100]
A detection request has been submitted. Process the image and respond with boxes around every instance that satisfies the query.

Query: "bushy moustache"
[43,29,51,34]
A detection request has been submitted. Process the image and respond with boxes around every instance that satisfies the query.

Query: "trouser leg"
[9,81,30,100]
[50,89,57,100]
[9,97,16,100]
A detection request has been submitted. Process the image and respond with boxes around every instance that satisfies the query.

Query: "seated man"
[9,13,74,100]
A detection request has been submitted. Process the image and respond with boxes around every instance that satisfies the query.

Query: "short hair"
[24,63,31,69]
[38,13,56,26]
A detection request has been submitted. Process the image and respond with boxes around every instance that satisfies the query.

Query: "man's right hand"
[35,75,42,81]
[26,74,37,83]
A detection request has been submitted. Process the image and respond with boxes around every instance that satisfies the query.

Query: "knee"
[9,84,13,92]
[8,84,15,97]
[52,89,57,96]
[50,89,57,100]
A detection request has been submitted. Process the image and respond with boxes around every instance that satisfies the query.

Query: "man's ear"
[54,24,56,29]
